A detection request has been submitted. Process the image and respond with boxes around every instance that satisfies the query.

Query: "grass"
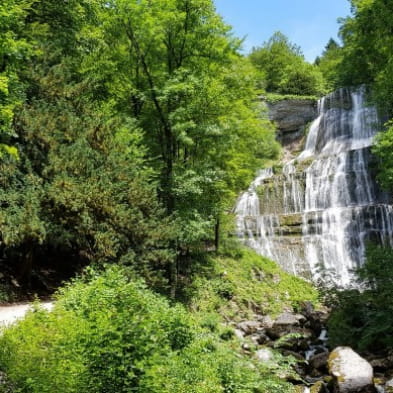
[188,245,319,321]
[264,93,319,104]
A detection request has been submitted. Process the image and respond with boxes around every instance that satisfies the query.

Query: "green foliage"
[0,0,32,150]
[79,0,279,254]
[0,266,295,393]
[0,0,280,293]
[327,244,393,351]
[249,31,326,96]
[265,93,318,104]
[315,39,343,91]
[336,0,393,114]
[188,246,319,320]
[373,121,393,191]
[0,98,174,286]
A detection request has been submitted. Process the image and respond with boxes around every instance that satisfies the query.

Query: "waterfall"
[236,87,393,286]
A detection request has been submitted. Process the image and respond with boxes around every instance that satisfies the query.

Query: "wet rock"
[236,320,260,335]
[300,303,329,336]
[328,347,376,393]
[386,378,393,393]
[281,349,306,361]
[370,356,393,372]
[309,352,329,371]
[311,381,328,393]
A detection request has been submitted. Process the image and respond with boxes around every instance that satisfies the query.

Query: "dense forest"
[0,0,393,392]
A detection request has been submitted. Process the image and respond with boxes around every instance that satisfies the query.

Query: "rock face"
[328,347,375,393]
[266,98,317,145]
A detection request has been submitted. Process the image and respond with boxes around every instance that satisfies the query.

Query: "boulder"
[386,378,393,393]
[275,312,306,326]
[311,381,328,393]
[255,348,274,363]
[309,352,329,371]
[266,312,307,339]
[258,315,274,329]
[236,320,260,335]
[241,343,251,352]
[328,347,376,393]
[253,329,270,345]
[369,356,393,372]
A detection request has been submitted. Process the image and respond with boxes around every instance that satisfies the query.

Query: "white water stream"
[236,87,393,286]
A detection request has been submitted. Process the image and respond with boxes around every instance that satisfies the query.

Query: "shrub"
[0,266,296,392]
[0,267,192,393]
[327,243,393,351]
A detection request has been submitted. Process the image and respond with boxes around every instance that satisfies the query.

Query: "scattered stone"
[386,378,393,393]
[328,347,376,393]
[259,315,274,329]
[266,312,308,339]
[281,349,306,361]
[309,352,329,371]
[236,320,260,335]
[275,312,306,326]
[310,380,327,393]
[370,357,393,372]
[234,329,244,340]
[249,328,270,345]
[272,274,281,284]
[241,343,251,351]
[255,348,274,363]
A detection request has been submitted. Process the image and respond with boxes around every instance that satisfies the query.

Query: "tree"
[0,0,279,296]
[315,38,343,91]
[249,31,326,96]
[0,0,32,155]
[338,0,393,114]
[80,0,279,285]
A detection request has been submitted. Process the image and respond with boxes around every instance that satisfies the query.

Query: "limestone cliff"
[265,97,318,145]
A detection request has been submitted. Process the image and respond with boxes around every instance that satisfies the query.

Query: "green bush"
[327,243,393,351]
[0,266,295,392]
[0,267,193,393]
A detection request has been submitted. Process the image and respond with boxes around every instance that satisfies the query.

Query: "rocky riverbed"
[232,302,393,393]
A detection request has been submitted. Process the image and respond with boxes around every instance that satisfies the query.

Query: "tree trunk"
[214,217,220,252]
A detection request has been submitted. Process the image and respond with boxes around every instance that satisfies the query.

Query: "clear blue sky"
[214,0,351,62]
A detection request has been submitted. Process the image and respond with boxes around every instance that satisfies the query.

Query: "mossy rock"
[311,381,326,393]
[279,214,303,227]
[293,386,307,393]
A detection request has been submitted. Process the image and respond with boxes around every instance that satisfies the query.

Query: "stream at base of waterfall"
[236,87,393,287]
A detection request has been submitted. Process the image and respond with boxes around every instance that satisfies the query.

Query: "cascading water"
[236,87,393,286]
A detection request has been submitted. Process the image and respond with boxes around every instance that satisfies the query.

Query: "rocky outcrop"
[328,347,375,393]
[266,98,317,145]
[233,305,393,393]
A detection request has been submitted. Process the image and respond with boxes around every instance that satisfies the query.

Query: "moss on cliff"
[189,246,319,320]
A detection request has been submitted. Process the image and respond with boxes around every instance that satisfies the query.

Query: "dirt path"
[0,302,53,326]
